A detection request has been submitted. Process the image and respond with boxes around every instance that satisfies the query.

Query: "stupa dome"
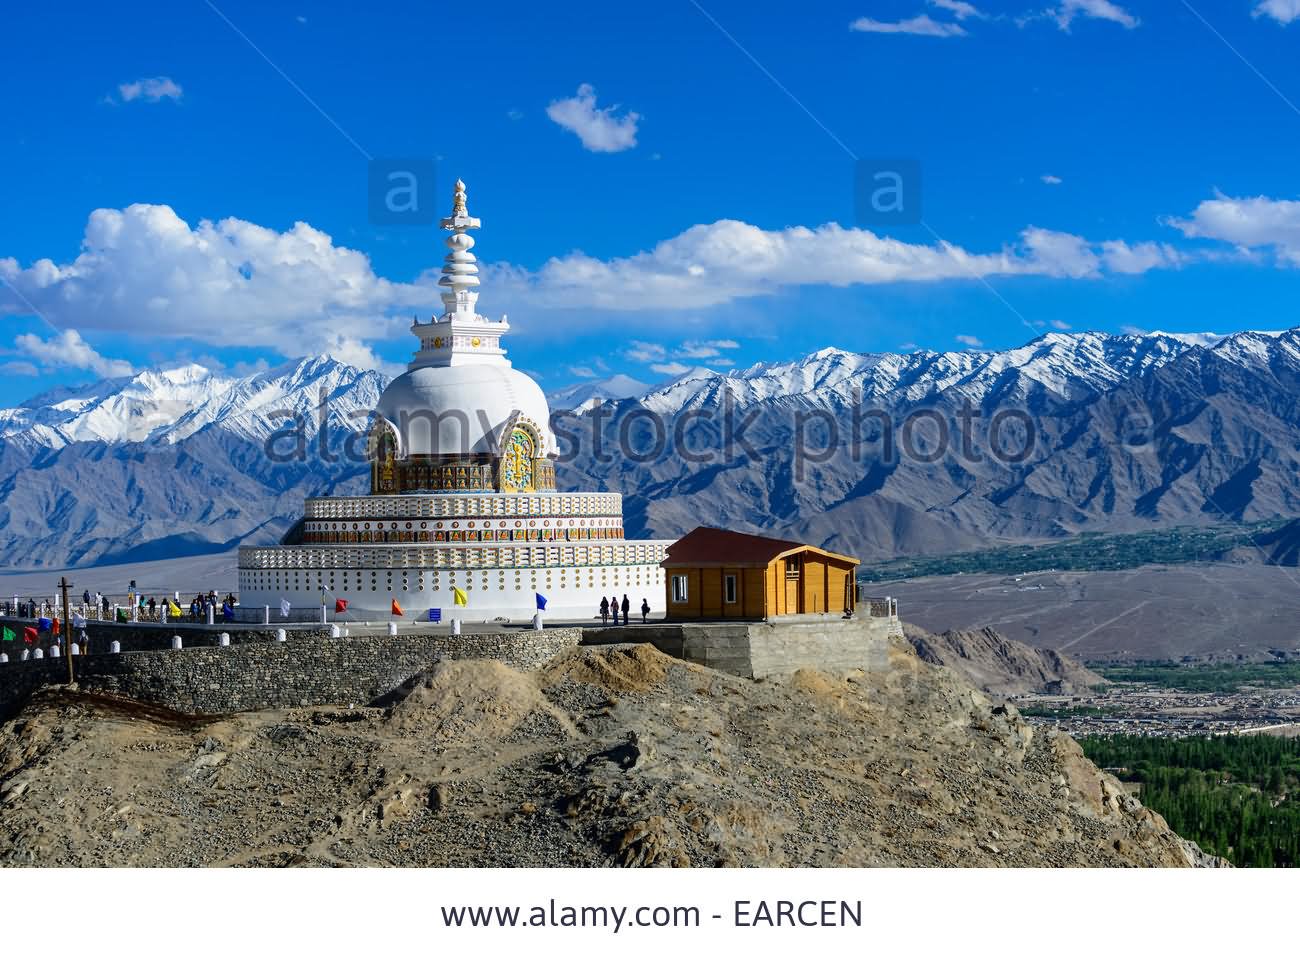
[375,362,554,457]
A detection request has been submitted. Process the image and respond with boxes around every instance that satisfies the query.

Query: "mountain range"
[3,328,1300,568]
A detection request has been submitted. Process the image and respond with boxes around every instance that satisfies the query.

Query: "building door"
[784,555,801,613]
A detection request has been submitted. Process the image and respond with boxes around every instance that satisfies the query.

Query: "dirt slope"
[0,638,1214,867]
[905,624,1105,696]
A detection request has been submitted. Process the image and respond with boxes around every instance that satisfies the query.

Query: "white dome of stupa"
[376,363,553,456]
[372,178,556,459]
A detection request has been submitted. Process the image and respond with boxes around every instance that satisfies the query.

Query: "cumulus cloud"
[487,219,1183,314]
[930,0,985,18]
[13,328,134,377]
[1041,174,1063,185]
[1167,194,1300,266]
[1254,0,1300,24]
[850,14,967,36]
[650,362,693,377]
[114,76,183,104]
[546,84,640,153]
[0,204,431,370]
[675,339,741,359]
[626,341,667,363]
[1047,0,1139,30]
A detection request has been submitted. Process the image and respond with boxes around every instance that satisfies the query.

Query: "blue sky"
[3,0,1300,401]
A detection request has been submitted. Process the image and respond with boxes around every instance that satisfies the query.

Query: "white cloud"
[1049,319,1072,330]
[0,204,431,369]
[14,328,134,377]
[546,84,640,153]
[955,334,984,348]
[1254,0,1300,24]
[850,14,967,36]
[487,219,1183,315]
[930,0,985,18]
[1167,193,1300,266]
[0,360,38,376]
[567,365,599,378]
[675,338,741,359]
[650,362,692,377]
[627,341,667,363]
[115,76,183,104]
[1048,0,1139,30]
[1041,174,1063,185]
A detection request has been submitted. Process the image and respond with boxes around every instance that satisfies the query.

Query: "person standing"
[640,598,650,624]
[599,596,609,625]
[620,594,630,626]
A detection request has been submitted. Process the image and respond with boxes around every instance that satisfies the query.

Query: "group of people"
[599,594,651,626]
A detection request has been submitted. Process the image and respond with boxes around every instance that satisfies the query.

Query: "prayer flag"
[22,626,37,644]
[535,593,547,611]
[37,617,52,632]
[335,598,349,613]
[452,587,468,607]
[1,627,13,642]
[390,599,403,617]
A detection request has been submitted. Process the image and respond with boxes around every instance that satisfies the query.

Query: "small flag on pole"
[535,593,547,611]
[2,626,14,642]
[37,617,52,632]
[335,598,349,614]
[391,599,403,617]
[167,599,183,618]
[279,598,291,618]
[23,626,37,644]
[452,587,468,607]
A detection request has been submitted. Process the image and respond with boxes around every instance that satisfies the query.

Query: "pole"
[59,576,75,684]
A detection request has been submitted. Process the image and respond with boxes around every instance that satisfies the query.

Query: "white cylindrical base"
[70,643,80,656]
[343,627,350,637]
[110,641,121,654]
[218,633,230,647]
[0,653,7,664]
[330,624,341,638]
[451,618,462,636]
[275,628,286,642]
[33,648,43,659]
[532,612,544,631]
[21,649,30,661]
[171,636,182,650]
[264,606,271,625]
[386,622,398,636]
[50,645,61,658]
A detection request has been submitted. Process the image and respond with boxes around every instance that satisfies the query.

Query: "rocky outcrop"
[906,623,1104,696]
[0,637,1211,867]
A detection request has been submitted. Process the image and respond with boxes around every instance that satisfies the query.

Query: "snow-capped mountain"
[4,328,1300,568]
[0,356,386,450]
[546,373,653,412]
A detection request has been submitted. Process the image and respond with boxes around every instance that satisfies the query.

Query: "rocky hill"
[0,639,1214,867]
[905,624,1105,696]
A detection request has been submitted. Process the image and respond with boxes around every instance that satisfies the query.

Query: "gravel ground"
[0,638,1220,867]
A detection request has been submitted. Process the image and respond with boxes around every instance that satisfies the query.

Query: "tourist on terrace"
[621,595,630,626]
[640,598,650,624]
[599,597,610,625]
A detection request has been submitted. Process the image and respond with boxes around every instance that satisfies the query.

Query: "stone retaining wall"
[0,628,581,718]
[0,615,330,655]
[583,615,902,679]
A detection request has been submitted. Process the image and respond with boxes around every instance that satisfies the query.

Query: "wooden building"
[661,527,860,620]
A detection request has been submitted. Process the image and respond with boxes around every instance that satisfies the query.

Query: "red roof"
[662,526,857,568]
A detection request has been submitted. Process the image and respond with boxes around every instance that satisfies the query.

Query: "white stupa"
[237,180,670,621]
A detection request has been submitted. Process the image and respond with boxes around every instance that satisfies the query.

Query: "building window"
[671,575,689,604]
[785,554,801,579]
[724,574,737,604]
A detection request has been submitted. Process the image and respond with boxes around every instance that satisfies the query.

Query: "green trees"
[1080,734,1300,867]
